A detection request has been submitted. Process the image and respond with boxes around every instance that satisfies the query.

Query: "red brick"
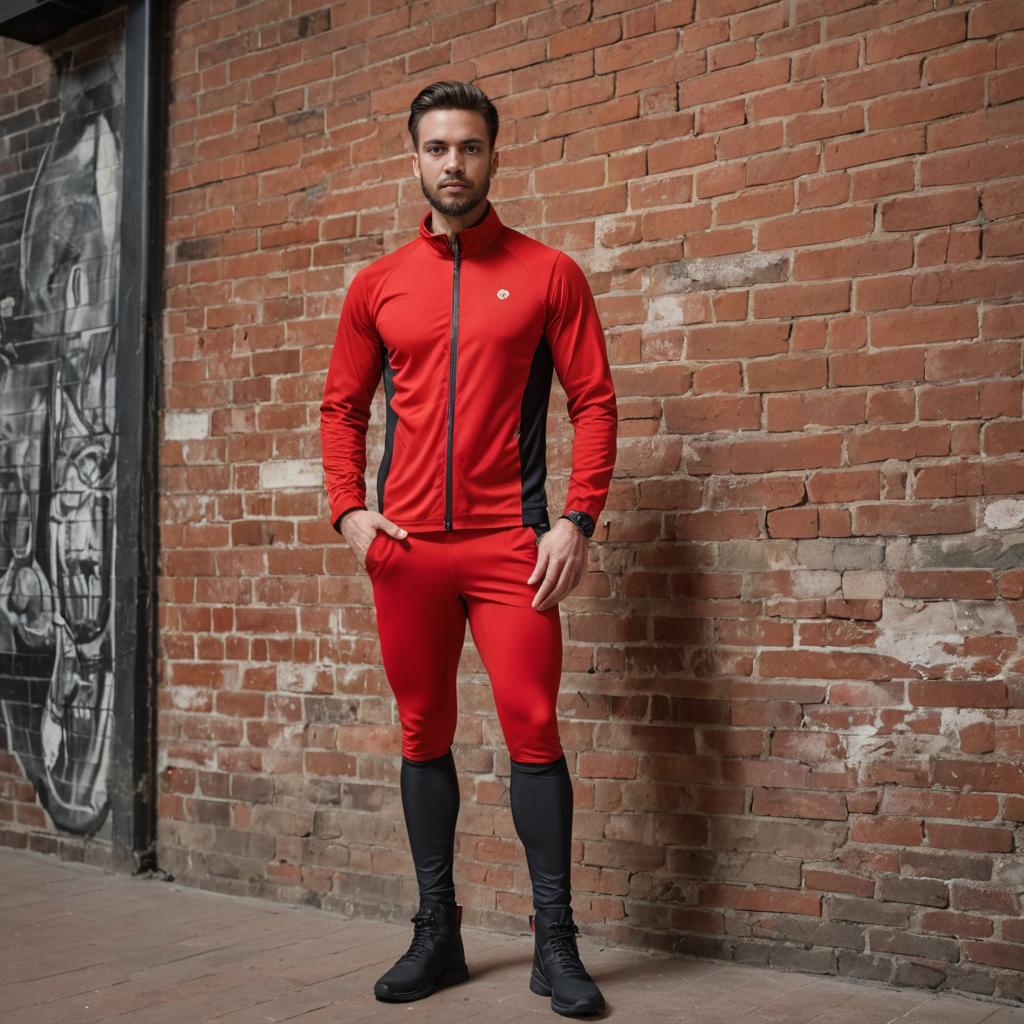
[686,323,790,360]
[869,304,978,347]
[895,571,997,600]
[767,507,818,538]
[746,356,827,392]
[766,391,866,431]
[831,349,925,386]
[825,126,927,171]
[983,420,1024,455]
[925,342,1019,382]
[881,189,980,231]
[929,819,1015,851]
[866,12,966,64]
[701,884,823,916]
[969,0,1024,37]
[851,816,924,846]
[753,278,847,317]
[808,469,880,503]
[730,434,844,473]
[963,940,1024,971]
[664,394,761,433]
[848,425,950,464]
[794,239,912,280]
[853,502,975,536]
[759,205,875,250]
[578,753,638,780]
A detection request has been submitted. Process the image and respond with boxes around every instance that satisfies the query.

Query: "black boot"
[373,901,470,1002]
[529,904,604,1017]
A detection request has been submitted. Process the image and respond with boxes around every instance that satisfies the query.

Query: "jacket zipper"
[444,234,461,531]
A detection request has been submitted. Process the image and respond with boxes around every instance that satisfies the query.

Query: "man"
[319,80,617,1018]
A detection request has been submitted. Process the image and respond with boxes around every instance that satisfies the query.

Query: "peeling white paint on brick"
[938,707,993,745]
[261,460,322,490]
[267,723,305,750]
[165,411,209,440]
[647,294,686,326]
[278,665,322,693]
[993,855,1024,893]
[983,498,1024,531]
[167,686,210,711]
[874,599,1016,669]
[842,706,971,777]
[876,600,965,669]
[841,718,887,767]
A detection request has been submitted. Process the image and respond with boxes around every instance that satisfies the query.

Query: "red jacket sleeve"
[319,268,383,532]
[545,252,618,525]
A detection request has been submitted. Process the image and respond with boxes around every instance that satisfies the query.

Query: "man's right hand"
[340,509,408,570]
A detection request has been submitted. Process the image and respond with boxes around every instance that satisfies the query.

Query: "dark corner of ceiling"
[0,1,107,45]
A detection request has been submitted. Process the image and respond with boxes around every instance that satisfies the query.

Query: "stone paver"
[0,847,1021,1023]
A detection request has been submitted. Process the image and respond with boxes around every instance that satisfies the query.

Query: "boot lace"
[397,909,438,964]
[544,921,587,974]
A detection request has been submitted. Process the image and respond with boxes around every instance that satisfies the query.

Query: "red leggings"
[365,524,564,764]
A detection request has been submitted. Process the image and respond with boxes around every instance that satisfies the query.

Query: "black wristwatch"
[559,510,595,538]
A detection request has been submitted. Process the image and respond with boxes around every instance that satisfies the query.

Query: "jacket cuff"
[561,500,603,522]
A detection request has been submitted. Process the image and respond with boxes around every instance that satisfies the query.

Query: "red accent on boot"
[529,913,536,933]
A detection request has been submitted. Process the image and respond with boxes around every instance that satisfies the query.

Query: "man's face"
[413,108,497,217]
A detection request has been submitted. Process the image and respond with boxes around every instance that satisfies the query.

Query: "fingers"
[360,522,384,566]
[339,516,402,573]
[359,519,409,569]
[531,553,580,611]
[359,527,377,569]
[384,519,408,539]
[527,549,544,585]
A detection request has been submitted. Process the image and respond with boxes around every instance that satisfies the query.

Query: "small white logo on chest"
[497,288,510,300]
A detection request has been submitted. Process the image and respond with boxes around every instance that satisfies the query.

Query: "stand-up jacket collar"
[419,199,503,258]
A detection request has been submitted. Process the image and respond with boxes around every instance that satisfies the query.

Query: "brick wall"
[155,0,1024,1003]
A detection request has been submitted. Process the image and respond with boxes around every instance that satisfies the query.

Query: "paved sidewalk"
[1,847,1021,1023]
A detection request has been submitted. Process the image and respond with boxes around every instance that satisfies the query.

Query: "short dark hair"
[408,81,499,151]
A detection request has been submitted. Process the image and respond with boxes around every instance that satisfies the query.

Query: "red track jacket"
[320,200,617,534]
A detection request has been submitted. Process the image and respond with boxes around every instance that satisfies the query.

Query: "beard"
[420,170,491,217]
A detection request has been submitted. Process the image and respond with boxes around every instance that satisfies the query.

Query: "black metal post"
[111,0,165,875]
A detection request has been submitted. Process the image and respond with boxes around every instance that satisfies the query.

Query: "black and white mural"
[0,51,123,837]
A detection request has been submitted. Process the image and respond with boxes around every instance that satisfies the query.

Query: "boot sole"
[529,964,605,1016]
[373,959,470,1003]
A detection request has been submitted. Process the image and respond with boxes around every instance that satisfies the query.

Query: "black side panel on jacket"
[518,333,554,529]
[378,343,398,516]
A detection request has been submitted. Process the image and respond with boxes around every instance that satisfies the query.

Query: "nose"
[443,150,464,175]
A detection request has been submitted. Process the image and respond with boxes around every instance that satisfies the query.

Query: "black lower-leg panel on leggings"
[509,752,573,909]
[400,749,460,905]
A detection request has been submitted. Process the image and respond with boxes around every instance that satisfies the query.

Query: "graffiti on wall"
[0,53,122,836]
